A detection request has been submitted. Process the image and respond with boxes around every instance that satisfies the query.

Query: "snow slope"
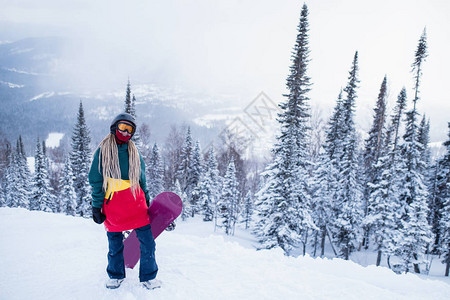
[1,208,449,300]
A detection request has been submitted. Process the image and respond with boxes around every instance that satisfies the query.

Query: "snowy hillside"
[1,208,449,300]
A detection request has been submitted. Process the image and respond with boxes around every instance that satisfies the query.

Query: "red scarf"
[115,129,132,144]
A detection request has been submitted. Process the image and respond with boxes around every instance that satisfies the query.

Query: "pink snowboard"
[123,192,182,269]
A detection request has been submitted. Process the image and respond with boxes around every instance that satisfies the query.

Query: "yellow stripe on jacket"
[105,177,131,201]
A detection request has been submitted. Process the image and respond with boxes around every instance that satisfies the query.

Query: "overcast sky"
[1,0,449,142]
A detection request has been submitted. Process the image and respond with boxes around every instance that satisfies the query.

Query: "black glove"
[92,207,106,224]
[166,221,176,231]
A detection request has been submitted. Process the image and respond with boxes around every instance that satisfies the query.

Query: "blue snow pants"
[106,224,158,282]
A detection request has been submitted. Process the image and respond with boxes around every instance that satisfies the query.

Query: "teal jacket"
[89,143,150,209]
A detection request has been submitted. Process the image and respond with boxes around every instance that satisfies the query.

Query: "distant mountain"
[0,37,224,154]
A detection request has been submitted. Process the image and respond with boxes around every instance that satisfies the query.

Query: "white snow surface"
[45,132,65,148]
[1,208,449,300]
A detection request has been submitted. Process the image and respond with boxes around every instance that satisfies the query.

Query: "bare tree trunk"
[326,227,337,256]
[303,230,309,256]
[413,253,421,274]
[313,232,318,257]
[320,226,326,257]
[376,250,382,266]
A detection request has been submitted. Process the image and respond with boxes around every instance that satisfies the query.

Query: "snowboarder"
[89,113,161,290]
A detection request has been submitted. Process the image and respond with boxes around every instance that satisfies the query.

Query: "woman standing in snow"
[89,113,160,290]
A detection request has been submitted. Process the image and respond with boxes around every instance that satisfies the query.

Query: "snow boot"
[105,278,124,289]
[142,279,162,290]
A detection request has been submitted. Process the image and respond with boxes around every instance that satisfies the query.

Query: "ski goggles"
[117,122,135,134]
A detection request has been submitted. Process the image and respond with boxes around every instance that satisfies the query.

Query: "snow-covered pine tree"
[331,51,364,260]
[417,115,440,252]
[412,29,428,106]
[187,141,202,217]
[397,29,433,274]
[174,179,189,221]
[365,121,404,266]
[429,160,443,252]
[15,136,31,208]
[218,158,239,235]
[364,89,407,266]
[4,153,16,208]
[5,139,30,209]
[124,79,132,114]
[198,146,220,222]
[163,125,184,190]
[130,94,137,119]
[310,152,338,257]
[147,143,164,200]
[176,127,193,198]
[58,157,77,215]
[70,101,91,217]
[0,141,12,207]
[418,115,431,172]
[310,91,346,257]
[123,80,142,148]
[30,138,55,212]
[0,185,5,207]
[438,123,450,276]
[325,91,345,161]
[391,88,408,152]
[253,3,313,255]
[241,191,253,230]
[362,76,388,248]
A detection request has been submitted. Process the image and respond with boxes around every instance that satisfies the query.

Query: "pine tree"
[163,125,184,190]
[130,94,137,118]
[437,123,450,276]
[253,3,313,255]
[218,158,240,235]
[5,146,29,209]
[14,136,31,208]
[391,88,408,152]
[363,76,388,223]
[174,179,189,221]
[0,142,12,207]
[30,138,55,212]
[58,157,77,215]
[0,186,5,207]
[199,146,221,221]
[418,116,431,170]
[147,143,164,200]
[372,88,407,267]
[70,101,91,217]
[241,191,254,230]
[324,91,345,161]
[124,79,132,114]
[365,123,403,266]
[123,80,142,148]
[176,127,193,195]
[396,30,433,273]
[310,91,347,257]
[310,152,338,257]
[429,160,443,252]
[198,146,220,222]
[412,29,428,107]
[331,51,364,260]
[187,141,203,217]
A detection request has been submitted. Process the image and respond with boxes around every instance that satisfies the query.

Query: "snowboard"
[123,192,182,269]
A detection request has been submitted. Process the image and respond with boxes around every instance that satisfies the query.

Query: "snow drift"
[1,208,449,300]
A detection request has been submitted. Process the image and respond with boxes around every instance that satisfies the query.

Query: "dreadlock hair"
[96,133,141,198]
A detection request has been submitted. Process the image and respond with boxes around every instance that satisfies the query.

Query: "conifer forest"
[1,4,449,277]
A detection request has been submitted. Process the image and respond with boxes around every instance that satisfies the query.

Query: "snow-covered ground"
[1,207,449,300]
